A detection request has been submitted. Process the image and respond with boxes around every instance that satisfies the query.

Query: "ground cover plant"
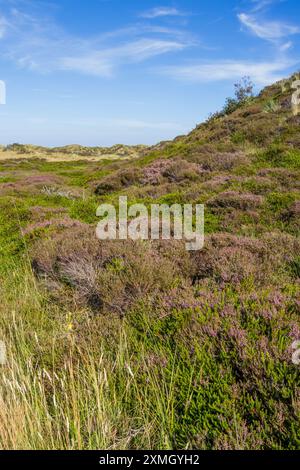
[0,75,299,450]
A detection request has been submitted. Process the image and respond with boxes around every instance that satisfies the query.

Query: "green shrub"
[231,131,246,144]
[288,257,300,279]
[258,145,300,169]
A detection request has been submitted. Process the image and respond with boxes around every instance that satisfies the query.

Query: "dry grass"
[0,150,133,163]
[0,262,181,450]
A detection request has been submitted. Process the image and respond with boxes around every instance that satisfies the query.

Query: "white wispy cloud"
[158,59,295,85]
[238,12,300,41]
[279,40,293,51]
[251,0,278,13]
[0,5,192,76]
[140,7,185,19]
[61,39,188,76]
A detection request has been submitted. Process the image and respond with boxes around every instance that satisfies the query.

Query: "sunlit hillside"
[0,74,299,450]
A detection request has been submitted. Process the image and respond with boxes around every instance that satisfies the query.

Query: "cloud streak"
[140,7,185,19]
[0,5,192,77]
[238,13,300,41]
[250,0,278,13]
[0,0,298,87]
[61,39,188,77]
[158,59,296,85]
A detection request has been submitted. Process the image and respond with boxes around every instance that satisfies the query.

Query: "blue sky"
[0,0,299,146]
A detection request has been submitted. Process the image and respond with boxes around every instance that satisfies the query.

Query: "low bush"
[95,168,143,195]
[207,191,264,210]
[31,228,193,315]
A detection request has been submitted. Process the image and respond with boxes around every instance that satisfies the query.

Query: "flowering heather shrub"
[151,279,216,318]
[207,191,264,210]
[240,176,276,195]
[161,158,204,183]
[0,182,18,195]
[95,168,142,195]
[282,200,300,221]
[192,239,262,285]
[289,323,300,340]
[23,174,64,185]
[140,158,204,186]
[258,168,300,190]
[141,159,172,185]
[203,174,232,191]
[192,232,300,286]
[126,181,176,200]
[128,268,299,448]
[22,217,87,236]
[31,227,95,278]
[29,206,68,221]
[155,239,196,278]
[228,325,248,349]
[220,208,260,231]
[31,228,191,315]
[189,151,249,172]
[0,173,67,196]
[31,226,299,314]
[89,241,184,315]
[239,116,282,146]
[262,228,300,250]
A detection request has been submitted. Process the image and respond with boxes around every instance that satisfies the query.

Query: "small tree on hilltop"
[206,76,255,122]
[234,76,254,102]
[222,76,255,115]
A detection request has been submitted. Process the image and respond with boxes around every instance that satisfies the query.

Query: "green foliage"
[257,145,300,170]
[288,257,300,279]
[266,192,296,212]
[204,211,221,233]
[157,192,185,205]
[263,99,281,114]
[223,97,241,115]
[231,131,247,144]
[69,198,99,223]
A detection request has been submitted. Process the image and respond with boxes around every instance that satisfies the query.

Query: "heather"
[0,75,299,450]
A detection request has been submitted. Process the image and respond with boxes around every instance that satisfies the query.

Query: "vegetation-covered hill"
[0,74,299,450]
[0,143,150,161]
